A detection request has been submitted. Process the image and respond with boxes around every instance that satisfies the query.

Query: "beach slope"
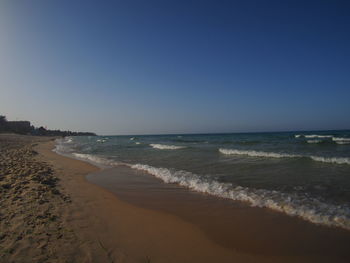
[1,134,274,262]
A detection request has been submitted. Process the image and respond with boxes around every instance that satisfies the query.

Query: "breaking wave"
[53,139,350,230]
[295,135,350,144]
[332,137,350,145]
[53,138,76,154]
[53,143,74,154]
[305,135,333,138]
[307,140,322,144]
[219,148,350,165]
[72,153,120,167]
[335,141,350,145]
[219,148,299,158]
[150,144,186,150]
[333,137,350,142]
[130,164,350,230]
[295,134,333,138]
[309,156,350,165]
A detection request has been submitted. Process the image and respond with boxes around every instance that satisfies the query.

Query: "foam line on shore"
[129,163,350,230]
[53,139,350,230]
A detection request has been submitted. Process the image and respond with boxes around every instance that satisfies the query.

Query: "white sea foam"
[53,143,73,154]
[130,137,135,140]
[53,138,75,154]
[219,148,299,158]
[307,140,322,144]
[332,137,350,145]
[135,142,141,145]
[72,153,121,167]
[334,137,350,141]
[297,135,350,145]
[335,141,350,145]
[150,144,186,150]
[130,163,350,230]
[53,140,350,230]
[304,135,333,138]
[333,137,350,141]
[219,148,350,165]
[310,156,350,165]
[295,134,333,139]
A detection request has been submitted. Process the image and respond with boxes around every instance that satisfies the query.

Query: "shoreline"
[2,134,349,262]
[51,138,350,262]
[87,167,350,262]
[36,138,269,262]
[54,136,350,231]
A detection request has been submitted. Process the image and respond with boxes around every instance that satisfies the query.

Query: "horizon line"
[96,128,350,137]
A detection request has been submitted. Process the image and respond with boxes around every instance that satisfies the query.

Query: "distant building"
[7,121,32,134]
[0,115,96,136]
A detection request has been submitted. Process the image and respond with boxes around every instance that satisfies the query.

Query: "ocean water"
[54,131,350,230]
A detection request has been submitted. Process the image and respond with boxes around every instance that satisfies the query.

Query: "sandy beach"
[2,2,350,262]
[0,134,258,262]
[1,134,350,263]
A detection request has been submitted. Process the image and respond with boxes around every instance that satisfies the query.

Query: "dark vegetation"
[0,115,96,136]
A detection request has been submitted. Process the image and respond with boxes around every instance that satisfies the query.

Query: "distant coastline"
[0,115,96,136]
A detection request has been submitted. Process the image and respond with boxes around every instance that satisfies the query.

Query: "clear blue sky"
[0,0,349,135]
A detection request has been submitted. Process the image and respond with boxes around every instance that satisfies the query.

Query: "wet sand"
[2,134,349,262]
[87,167,350,262]
[35,138,278,262]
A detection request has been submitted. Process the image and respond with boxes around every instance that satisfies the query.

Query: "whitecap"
[150,144,186,150]
[295,134,333,139]
[310,156,350,165]
[335,141,350,145]
[304,135,333,138]
[219,148,299,158]
[333,137,350,141]
[332,137,350,144]
[219,148,350,165]
[307,140,322,144]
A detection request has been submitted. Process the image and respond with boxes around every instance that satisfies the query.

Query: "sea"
[54,130,350,230]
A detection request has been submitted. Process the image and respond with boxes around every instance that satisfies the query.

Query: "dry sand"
[1,134,349,263]
[0,135,76,263]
